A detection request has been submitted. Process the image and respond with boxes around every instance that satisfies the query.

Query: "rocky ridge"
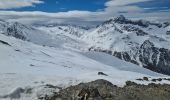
[37,79,170,100]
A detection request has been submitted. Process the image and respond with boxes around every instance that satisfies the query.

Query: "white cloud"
[143,7,169,10]
[105,0,150,7]
[0,0,169,26]
[0,0,44,9]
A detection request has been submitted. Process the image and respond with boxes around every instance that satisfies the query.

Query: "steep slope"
[82,15,170,75]
[1,33,167,100]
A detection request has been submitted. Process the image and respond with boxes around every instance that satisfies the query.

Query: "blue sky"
[2,0,170,13]
[0,0,169,25]
[10,0,106,12]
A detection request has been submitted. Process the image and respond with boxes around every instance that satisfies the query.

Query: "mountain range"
[1,15,170,75]
[0,15,170,100]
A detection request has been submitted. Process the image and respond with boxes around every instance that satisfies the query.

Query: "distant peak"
[114,15,126,22]
[101,15,126,25]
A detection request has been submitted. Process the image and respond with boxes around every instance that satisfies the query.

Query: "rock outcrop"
[41,79,170,100]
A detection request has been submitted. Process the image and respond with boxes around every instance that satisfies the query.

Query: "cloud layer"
[0,0,44,9]
[0,0,169,26]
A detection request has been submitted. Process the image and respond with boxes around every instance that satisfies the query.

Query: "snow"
[82,18,170,52]
[1,18,170,100]
[0,33,169,100]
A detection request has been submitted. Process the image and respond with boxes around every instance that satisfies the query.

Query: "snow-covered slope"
[0,20,88,50]
[0,32,168,100]
[0,17,170,100]
[37,24,87,38]
[36,24,90,50]
[82,15,170,75]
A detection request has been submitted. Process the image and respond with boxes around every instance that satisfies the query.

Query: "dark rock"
[89,40,170,75]
[151,78,163,82]
[113,51,139,65]
[138,40,170,75]
[98,72,108,76]
[30,64,35,67]
[151,79,157,82]
[45,84,62,89]
[166,31,170,35]
[164,78,170,81]
[113,15,150,27]
[0,40,11,46]
[126,81,138,86]
[46,79,170,100]
[15,49,20,52]
[157,78,162,82]
[163,22,170,27]
[143,77,149,81]
[122,25,148,36]
[77,88,103,100]
[136,78,143,81]
[6,22,27,40]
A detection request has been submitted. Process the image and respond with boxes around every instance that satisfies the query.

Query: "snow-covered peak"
[102,15,164,28]
[82,15,170,75]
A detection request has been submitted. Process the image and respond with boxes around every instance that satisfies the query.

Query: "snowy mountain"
[37,24,87,38]
[0,16,170,99]
[1,28,166,100]
[0,20,88,50]
[1,16,170,76]
[82,15,170,75]
[0,20,38,40]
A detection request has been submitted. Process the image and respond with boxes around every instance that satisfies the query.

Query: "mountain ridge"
[0,15,170,75]
[83,15,170,75]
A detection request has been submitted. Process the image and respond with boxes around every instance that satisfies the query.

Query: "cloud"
[0,0,44,9]
[0,0,169,26]
[143,7,169,10]
[105,0,150,7]
[0,10,94,18]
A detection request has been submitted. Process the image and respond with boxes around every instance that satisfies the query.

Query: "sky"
[0,0,169,26]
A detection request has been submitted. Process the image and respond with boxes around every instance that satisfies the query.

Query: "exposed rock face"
[138,40,170,75]
[163,22,170,28]
[5,22,27,40]
[42,79,170,100]
[0,21,29,40]
[167,31,170,35]
[113,51,139,65]
[89,40,170,75]
[50,79,115,100]
[113,15,162,28]
[122,25,148,36]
